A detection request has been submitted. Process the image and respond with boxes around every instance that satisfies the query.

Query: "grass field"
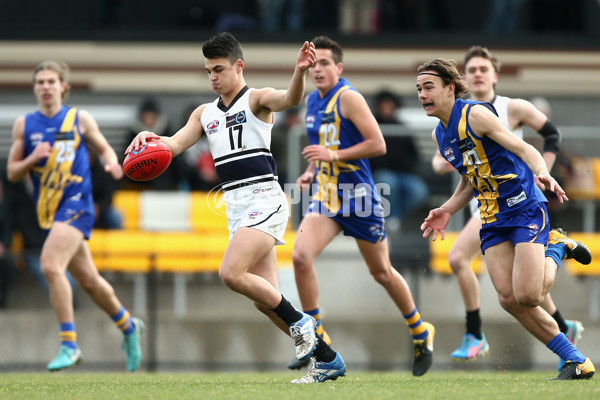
[1,371,598,400]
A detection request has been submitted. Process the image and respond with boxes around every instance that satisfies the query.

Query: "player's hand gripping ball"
[123,141,172,181]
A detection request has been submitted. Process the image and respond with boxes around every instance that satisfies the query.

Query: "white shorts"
[223,181,289,245]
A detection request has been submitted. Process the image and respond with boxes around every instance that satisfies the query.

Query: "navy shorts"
[307,199,387,243]
[48,195,95,240]
[480,202,549,253]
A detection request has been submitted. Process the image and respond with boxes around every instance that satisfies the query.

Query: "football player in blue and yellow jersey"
[418,58,594,380]
[6,61,143,372]
[431,46,583,369]
[290,36,435,377]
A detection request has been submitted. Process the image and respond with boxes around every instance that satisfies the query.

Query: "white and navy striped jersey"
[201,86,278,191]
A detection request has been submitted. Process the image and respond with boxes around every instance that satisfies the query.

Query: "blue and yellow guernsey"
[305,78,381,215]
[23,105,93,229]
[435,99,546,224]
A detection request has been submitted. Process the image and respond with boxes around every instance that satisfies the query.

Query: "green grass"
[1,371,598,400]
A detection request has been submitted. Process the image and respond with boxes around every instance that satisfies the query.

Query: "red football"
[123,140,172,181]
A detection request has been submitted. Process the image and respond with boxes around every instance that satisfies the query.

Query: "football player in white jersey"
[126,32,346,383]
[431,46,583,368]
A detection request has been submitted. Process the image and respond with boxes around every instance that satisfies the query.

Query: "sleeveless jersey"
[23,105,93,229]
[469,95,525,215]
[493,95,523,139]
[201,86,278,191]
[435,99,546,224]
[305,78,380,215]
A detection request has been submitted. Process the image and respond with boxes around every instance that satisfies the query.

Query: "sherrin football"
[123,140,172,181]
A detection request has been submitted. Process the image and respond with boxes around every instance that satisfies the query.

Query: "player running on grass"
[431,46,585,367]
[417,58,594,380]
[126,32,345,383]
[288,35,435,378]
[7,60,143,372]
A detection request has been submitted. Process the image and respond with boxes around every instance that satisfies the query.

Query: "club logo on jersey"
[207,120,219,134]
[444,147,455,162]
[226,111,246,127]
[528,223,540,236]
[30,132,44,146]
[306,114,315,128]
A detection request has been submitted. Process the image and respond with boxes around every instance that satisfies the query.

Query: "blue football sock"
[545,243,566,269]
[547,333,585,363]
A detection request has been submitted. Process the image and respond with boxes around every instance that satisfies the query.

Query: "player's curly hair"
[202,32,244,64]
[33,60,71,99]
[417,59,469,98]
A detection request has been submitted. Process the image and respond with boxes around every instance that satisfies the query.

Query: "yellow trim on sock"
[60,332,77,342]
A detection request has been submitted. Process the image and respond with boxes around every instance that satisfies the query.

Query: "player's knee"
[218,267,243,292]
[514,292,542,308]
[497,292,516,312]
[76,273,102,292]
[448,250,466,274]
[370,268,392,286]
[292,250,312,271]
[39,260,61,280]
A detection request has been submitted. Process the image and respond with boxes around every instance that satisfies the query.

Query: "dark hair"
[464,45,501,73]
[312,35,343,64]
[140,98,159,114]
[417,59,469,98]
[374,90,401,108]
[202,32,244,64]
[33,60,71,99]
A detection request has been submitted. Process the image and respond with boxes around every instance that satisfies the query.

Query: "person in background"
[290,35,435,378]
[124,98,189,191]
[0,159,77,304]
[370,89,429,232]
[6,60,143,372]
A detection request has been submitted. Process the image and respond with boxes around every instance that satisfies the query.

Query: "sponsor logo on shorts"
[252,187,273,195]
[248,211,263,219]
[369,224,383,237]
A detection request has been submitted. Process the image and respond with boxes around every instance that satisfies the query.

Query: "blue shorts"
[307,199,387,243]
[47,194,95,240]
[480,202,549,253]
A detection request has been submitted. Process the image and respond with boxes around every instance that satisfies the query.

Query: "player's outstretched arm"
[255,41,316,113]
[422,176,472,240]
